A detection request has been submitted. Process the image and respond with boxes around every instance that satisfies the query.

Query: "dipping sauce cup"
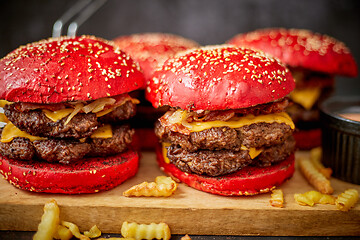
[320,96,360,184]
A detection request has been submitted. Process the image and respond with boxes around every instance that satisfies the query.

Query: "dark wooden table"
[1,232,359,240]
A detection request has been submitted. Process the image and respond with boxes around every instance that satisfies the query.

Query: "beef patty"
[155,120,293,151]
[166,136,295,176]
[0,125,134,163]
[4,101,136,139]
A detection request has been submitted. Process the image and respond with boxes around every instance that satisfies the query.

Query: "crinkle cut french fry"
[269,189,284,208]
[298,158,333,194]
[33,199,60,240]
[54,225,73,240]
[294,191,335,207]
[123,176,177,197]
[97,238,135,240]
[121,221,171,240]
[294,193,315,207]
[84,225,101,238]
[61,221,90,240]
[336,189,359,211]
[310,147,332,179]
[310,147,322,161]
[181,234,192,240]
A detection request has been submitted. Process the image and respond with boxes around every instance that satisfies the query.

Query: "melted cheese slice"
[179,111,295,132]
[90,124,113,139]
[162,142,171,163]
[0,121,112,143]
[290,87,321,110]
[1,122,46,143]
[0,100,12,108]
[0,113,9,123]
[161,143,263,164]
[43,109,73,122]
[241,145,263,159]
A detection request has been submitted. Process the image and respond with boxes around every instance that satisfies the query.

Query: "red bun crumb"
[156,144,294,196]
[0,149,139,194]
[0,35,145,103]
[228,28,358,77]
[113,33,200,82]
[147,45,295,111]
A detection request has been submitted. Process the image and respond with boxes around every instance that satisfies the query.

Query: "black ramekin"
[319,96,360,184]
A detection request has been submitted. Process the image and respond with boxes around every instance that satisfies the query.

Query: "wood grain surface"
[0,151,359,236]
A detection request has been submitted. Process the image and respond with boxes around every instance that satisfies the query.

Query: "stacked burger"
[228,28,358,149]
[0,36,145,194]
[113,33,199,82]
[113,33,199,149]
[147,45,297,196]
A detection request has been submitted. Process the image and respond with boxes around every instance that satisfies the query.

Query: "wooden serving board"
[0,151,359,236]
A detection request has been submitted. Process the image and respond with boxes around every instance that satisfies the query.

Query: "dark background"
[1,0,359,96]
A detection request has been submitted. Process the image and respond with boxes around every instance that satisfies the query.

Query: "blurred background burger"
[1,0,359,98]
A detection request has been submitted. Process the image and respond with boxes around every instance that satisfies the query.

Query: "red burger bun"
[147,45,295,111]
[0,149,139,194]
[156,144,295,196]
[0,35,145,103]
[228,28,358,77]
[113,33,200,83]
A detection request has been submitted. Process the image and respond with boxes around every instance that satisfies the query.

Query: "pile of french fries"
[33,176,185,240]
[33,199,101,240]
[269,147,359,211]
[33,198,175,240]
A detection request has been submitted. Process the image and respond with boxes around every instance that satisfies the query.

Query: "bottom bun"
[293,128,321,150]
[156,144,294,196]
[0,149,139,194]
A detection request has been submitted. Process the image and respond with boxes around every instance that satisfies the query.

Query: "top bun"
[113,33,199,81]
[146,45,295,111]
[0,35,145,103]
[228,28,358,77]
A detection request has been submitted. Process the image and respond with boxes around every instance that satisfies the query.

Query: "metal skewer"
[52,0,107,37]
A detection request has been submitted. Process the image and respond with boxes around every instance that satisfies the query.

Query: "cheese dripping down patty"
[0,122,113,143]
[166,109,295,133]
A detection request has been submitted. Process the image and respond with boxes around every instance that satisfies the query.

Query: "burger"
[0,35,145,194]
[113,33,199,149]
[146,45,296,196]
[113,33,200,82]
[228,28,358,149]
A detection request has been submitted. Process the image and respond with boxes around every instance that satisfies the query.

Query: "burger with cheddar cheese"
[113,33,200,149]
[228,28,358,149]
[146,45,296,196]
[0,36,145,194]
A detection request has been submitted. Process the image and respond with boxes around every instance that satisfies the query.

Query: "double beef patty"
[0,101,136,163]
[155,119,295,177]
